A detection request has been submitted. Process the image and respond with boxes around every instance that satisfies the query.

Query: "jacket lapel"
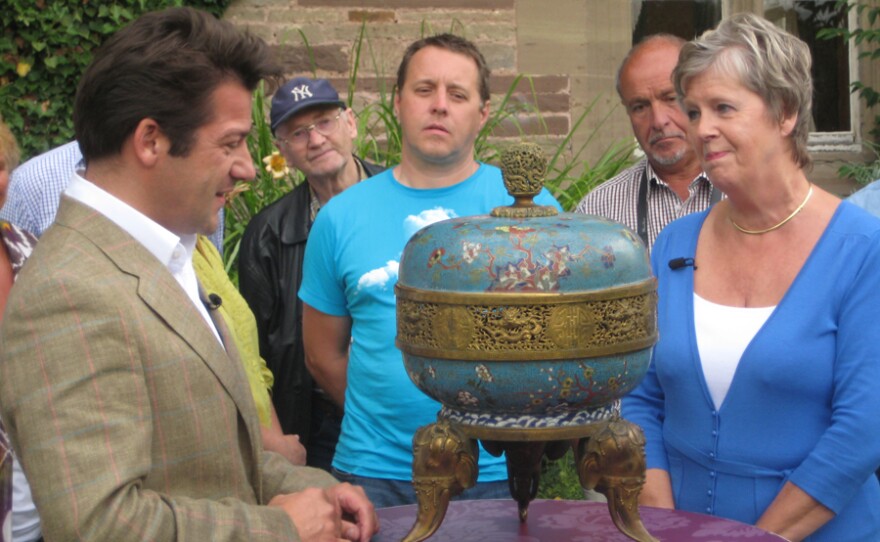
[54,198,261,449]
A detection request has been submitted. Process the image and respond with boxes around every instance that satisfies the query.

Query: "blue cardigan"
[623,203,880,541]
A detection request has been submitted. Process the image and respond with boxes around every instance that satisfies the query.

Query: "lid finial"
[493,142,559,218]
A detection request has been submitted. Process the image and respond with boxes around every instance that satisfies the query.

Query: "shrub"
[537,448,586,500]
[0,0,231,160]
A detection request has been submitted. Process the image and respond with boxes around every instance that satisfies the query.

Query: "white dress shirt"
[64,173,222,345]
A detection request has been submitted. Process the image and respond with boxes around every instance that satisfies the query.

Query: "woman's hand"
[639,468,675,509]
[262,405,308,465]
[755,482,834,542]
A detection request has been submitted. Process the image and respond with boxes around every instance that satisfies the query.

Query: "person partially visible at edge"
[622,13,880,542]
[0,141,225,252]
[574,34,719,251]
[0,7,376,541]
[298,32,561,508]
[0,118,41,542]
[844,178,880,483]
[847,178,880,218]
[238,77,385,472]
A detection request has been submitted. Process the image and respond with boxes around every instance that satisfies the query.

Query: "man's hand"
[327,483,379,541]
[269,483,378,542]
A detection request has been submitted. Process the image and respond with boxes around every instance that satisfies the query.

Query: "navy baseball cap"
[270,77,346,134]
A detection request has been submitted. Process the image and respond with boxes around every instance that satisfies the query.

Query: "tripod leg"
[402,421,478,542]
[574,418,658,542]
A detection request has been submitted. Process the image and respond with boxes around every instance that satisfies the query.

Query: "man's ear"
[477,100,491,130]
[131,118,167,167]
[344,108,358,139]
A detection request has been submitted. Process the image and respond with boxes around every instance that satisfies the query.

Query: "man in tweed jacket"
[0,8,376,541]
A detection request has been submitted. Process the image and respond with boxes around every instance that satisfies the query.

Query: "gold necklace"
[729,184,813,235]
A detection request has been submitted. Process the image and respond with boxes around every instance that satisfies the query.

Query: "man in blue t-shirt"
[299,33,560,508]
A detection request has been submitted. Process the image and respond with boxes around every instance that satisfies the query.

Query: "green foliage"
[544,97,637,212]
[839,141,880,186]
[0,0,232,160]
[537,449,586,500]
[223,83,303,277]
[347,22,402,167]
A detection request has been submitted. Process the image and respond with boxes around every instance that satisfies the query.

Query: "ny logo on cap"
[290,85,313,102]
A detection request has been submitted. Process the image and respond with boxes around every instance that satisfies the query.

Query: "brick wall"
[225,0,872,194]
[224,0,573,154]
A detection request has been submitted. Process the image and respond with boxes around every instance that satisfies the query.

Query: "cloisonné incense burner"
[395,142,659,542]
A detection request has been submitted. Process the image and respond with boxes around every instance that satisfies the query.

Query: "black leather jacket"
[238,157,385,442]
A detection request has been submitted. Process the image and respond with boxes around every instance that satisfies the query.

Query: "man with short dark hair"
[239,77,384,471]
[0,8,376,541]
[575,34,718,250]
[299,33,560,508]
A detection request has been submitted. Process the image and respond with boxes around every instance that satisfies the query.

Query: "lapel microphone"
[668,257,697,271]
[204,293,223,310]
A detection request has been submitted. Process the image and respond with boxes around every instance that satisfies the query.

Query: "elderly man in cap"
[239,77,384,471]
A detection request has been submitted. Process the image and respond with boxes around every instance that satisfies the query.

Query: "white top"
[694,293,775,409]
[65,173,222,345]
[11,454,40,541]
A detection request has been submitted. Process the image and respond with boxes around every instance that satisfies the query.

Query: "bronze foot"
[402,421,479,542]
[483,439,570,522]
[487,441,547,522]
[574,417,658,542]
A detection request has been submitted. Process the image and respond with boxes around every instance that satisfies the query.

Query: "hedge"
[0,0,232,161]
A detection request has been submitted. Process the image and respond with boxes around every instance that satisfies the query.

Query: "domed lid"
[397,142,652,295]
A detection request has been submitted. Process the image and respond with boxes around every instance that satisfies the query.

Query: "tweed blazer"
[0,197,336,541]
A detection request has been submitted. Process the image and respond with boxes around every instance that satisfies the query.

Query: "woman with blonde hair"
[624,13,880,542]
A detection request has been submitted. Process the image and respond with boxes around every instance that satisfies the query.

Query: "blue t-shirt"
[847,178,880,219]
[300,163,561,480]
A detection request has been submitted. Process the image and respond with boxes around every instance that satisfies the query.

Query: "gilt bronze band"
[396,279,657,361]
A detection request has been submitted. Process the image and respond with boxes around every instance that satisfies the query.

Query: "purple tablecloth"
[374,499,788,541]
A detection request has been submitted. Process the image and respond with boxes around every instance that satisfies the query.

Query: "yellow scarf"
[192,236,274,427]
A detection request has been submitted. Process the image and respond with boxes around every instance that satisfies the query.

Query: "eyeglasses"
[277,111,344,147]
